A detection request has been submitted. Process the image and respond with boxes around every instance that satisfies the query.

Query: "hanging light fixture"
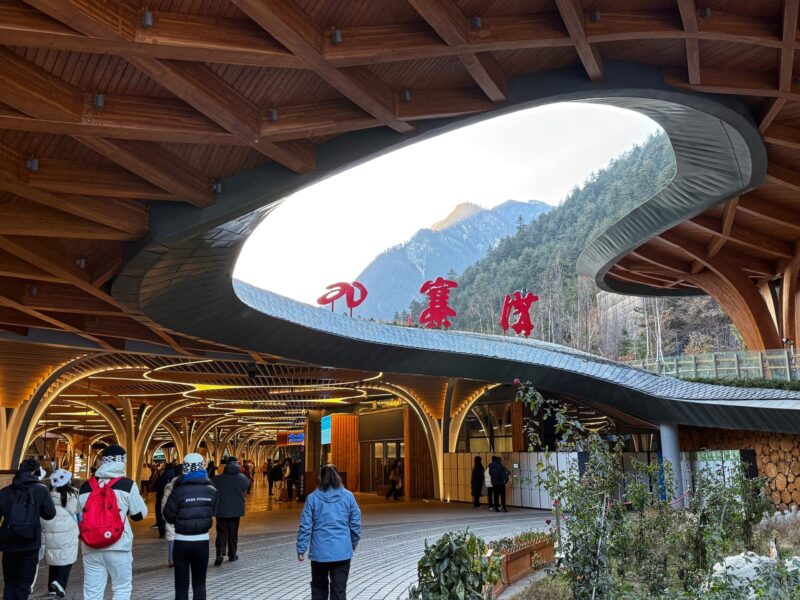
[471,16,482,30]
[331,29,342,45]
[26,157,39,172]
[142,8,154,28]
[93,93,105,110]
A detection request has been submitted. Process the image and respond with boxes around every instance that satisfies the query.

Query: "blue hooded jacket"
[296,486,361,562]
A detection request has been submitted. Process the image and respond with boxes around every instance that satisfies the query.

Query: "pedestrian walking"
[471,456,484,508]
[488,455,510,513]
[140,463,152,495]
[265,459,275,496]
[163,453,217,600]
[297,464,361,600]
[79,444,147,600]
[0,458,56,600]
[270,460,284,499]
[212,457,249,566]
[484,461,493,509]
[155,463,178,538]
[385,460,402,501]
[41,469,80,598]
[207,461,217,479]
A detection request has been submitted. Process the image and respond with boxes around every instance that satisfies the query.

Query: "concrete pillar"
[659,423,684,501]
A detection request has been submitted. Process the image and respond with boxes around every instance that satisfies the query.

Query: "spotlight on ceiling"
[93,93,105,110]
[400,90,412,102]
[26,158,39,172]
[331,28,342,45]
[142,9,154,29]
[247,364,259,379]
[268,109,279,122]
[471,15,482,30]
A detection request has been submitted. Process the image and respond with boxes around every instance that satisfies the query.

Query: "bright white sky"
[235,102,662,304]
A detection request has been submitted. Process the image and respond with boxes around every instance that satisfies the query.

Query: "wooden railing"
[625,349,798,381]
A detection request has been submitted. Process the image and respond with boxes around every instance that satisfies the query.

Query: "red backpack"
[79,477,125,548]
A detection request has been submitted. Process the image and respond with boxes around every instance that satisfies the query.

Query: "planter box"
[492,540,555,597]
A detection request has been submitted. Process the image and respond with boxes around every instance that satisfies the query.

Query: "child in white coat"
[41,469,80,598]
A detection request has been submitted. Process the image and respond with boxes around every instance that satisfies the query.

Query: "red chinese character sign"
[419,277,458,329]
[316,282,368,317]
[500,290,539,337]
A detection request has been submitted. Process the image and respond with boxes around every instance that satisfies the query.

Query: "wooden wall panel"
[330,413,359,492]
[403,406,434,499]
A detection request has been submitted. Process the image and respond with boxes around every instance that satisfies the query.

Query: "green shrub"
[510,575,571,600]
[685,377,800,391]
[408,529,502,600]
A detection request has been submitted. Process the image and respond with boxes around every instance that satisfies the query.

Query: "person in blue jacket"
[296,464,362,600]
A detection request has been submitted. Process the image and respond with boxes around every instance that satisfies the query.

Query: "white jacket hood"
[95,460,126,479]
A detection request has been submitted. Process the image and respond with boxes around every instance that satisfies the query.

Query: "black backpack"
[2,487,38,540]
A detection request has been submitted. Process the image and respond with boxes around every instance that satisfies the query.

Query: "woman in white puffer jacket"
[41,469,80,598]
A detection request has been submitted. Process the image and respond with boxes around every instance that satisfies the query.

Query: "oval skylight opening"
[235,102,663,320]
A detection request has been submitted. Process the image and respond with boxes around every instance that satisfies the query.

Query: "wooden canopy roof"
[1,0,800,410]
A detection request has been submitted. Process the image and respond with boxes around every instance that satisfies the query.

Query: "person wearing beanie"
[41,469,79,598]
[0,457,56,600]
[163,453,218,600]
[78,444,147,600]
[212,458,250,566]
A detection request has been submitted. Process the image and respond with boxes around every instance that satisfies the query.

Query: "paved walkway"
[14,480,549,599]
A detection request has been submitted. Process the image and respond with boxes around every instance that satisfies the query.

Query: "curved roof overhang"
[111,62,800,434]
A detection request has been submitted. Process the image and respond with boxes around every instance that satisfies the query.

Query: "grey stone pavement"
[16,480,549,600]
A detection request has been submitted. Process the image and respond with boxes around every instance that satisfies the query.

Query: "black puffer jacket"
[163,475,217,538]
[489,459,510,487]
[0,471,56,552]
[212,462,250,519]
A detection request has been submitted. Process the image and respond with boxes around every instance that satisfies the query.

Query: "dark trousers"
[267,476,274,495]
[286,478,297,500]
[173,539,209,600]
[385,480,400,500]
[2,548,39,600]
[141,480,150,494]
[492,486,507,511]
[472,494,481,507]
[48,564,73,590]
[215,517,240,559]
[156,491,166,536]
[311,559,351,600]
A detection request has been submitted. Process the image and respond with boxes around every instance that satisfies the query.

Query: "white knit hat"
[50,469,72,488]
[182,453,205,474]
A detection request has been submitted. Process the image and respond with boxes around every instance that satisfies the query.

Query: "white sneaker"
[50,581,66,598]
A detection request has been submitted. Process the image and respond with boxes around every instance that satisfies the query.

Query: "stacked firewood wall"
[679,426,800,510]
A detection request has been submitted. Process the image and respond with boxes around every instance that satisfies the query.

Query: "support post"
[659,423,684,503]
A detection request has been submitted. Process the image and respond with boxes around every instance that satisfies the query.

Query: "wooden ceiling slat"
[407,0,507,101]
[554,0,603,81]
[230,0,414,134]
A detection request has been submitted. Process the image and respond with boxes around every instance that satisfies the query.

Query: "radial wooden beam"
[677,0,701,85]
[780,0,800,91]
[0,199,139,240]
[407,0,507,102]
[706,197,739,257]
[0,236,188,353]
[659,229,775,276]
[762,123,800,149]
[73,137,212,208]
[554,0,603,81]
[760,98,788,132]
[657,232,782,349]
[230,0,413,134]
[663,67,781,97]
[738,193,800,232]
[22,0,315,173]
[0,48,213,206]
[0,146,149,236]
[689,213,793,259]
[766,160,800,193]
